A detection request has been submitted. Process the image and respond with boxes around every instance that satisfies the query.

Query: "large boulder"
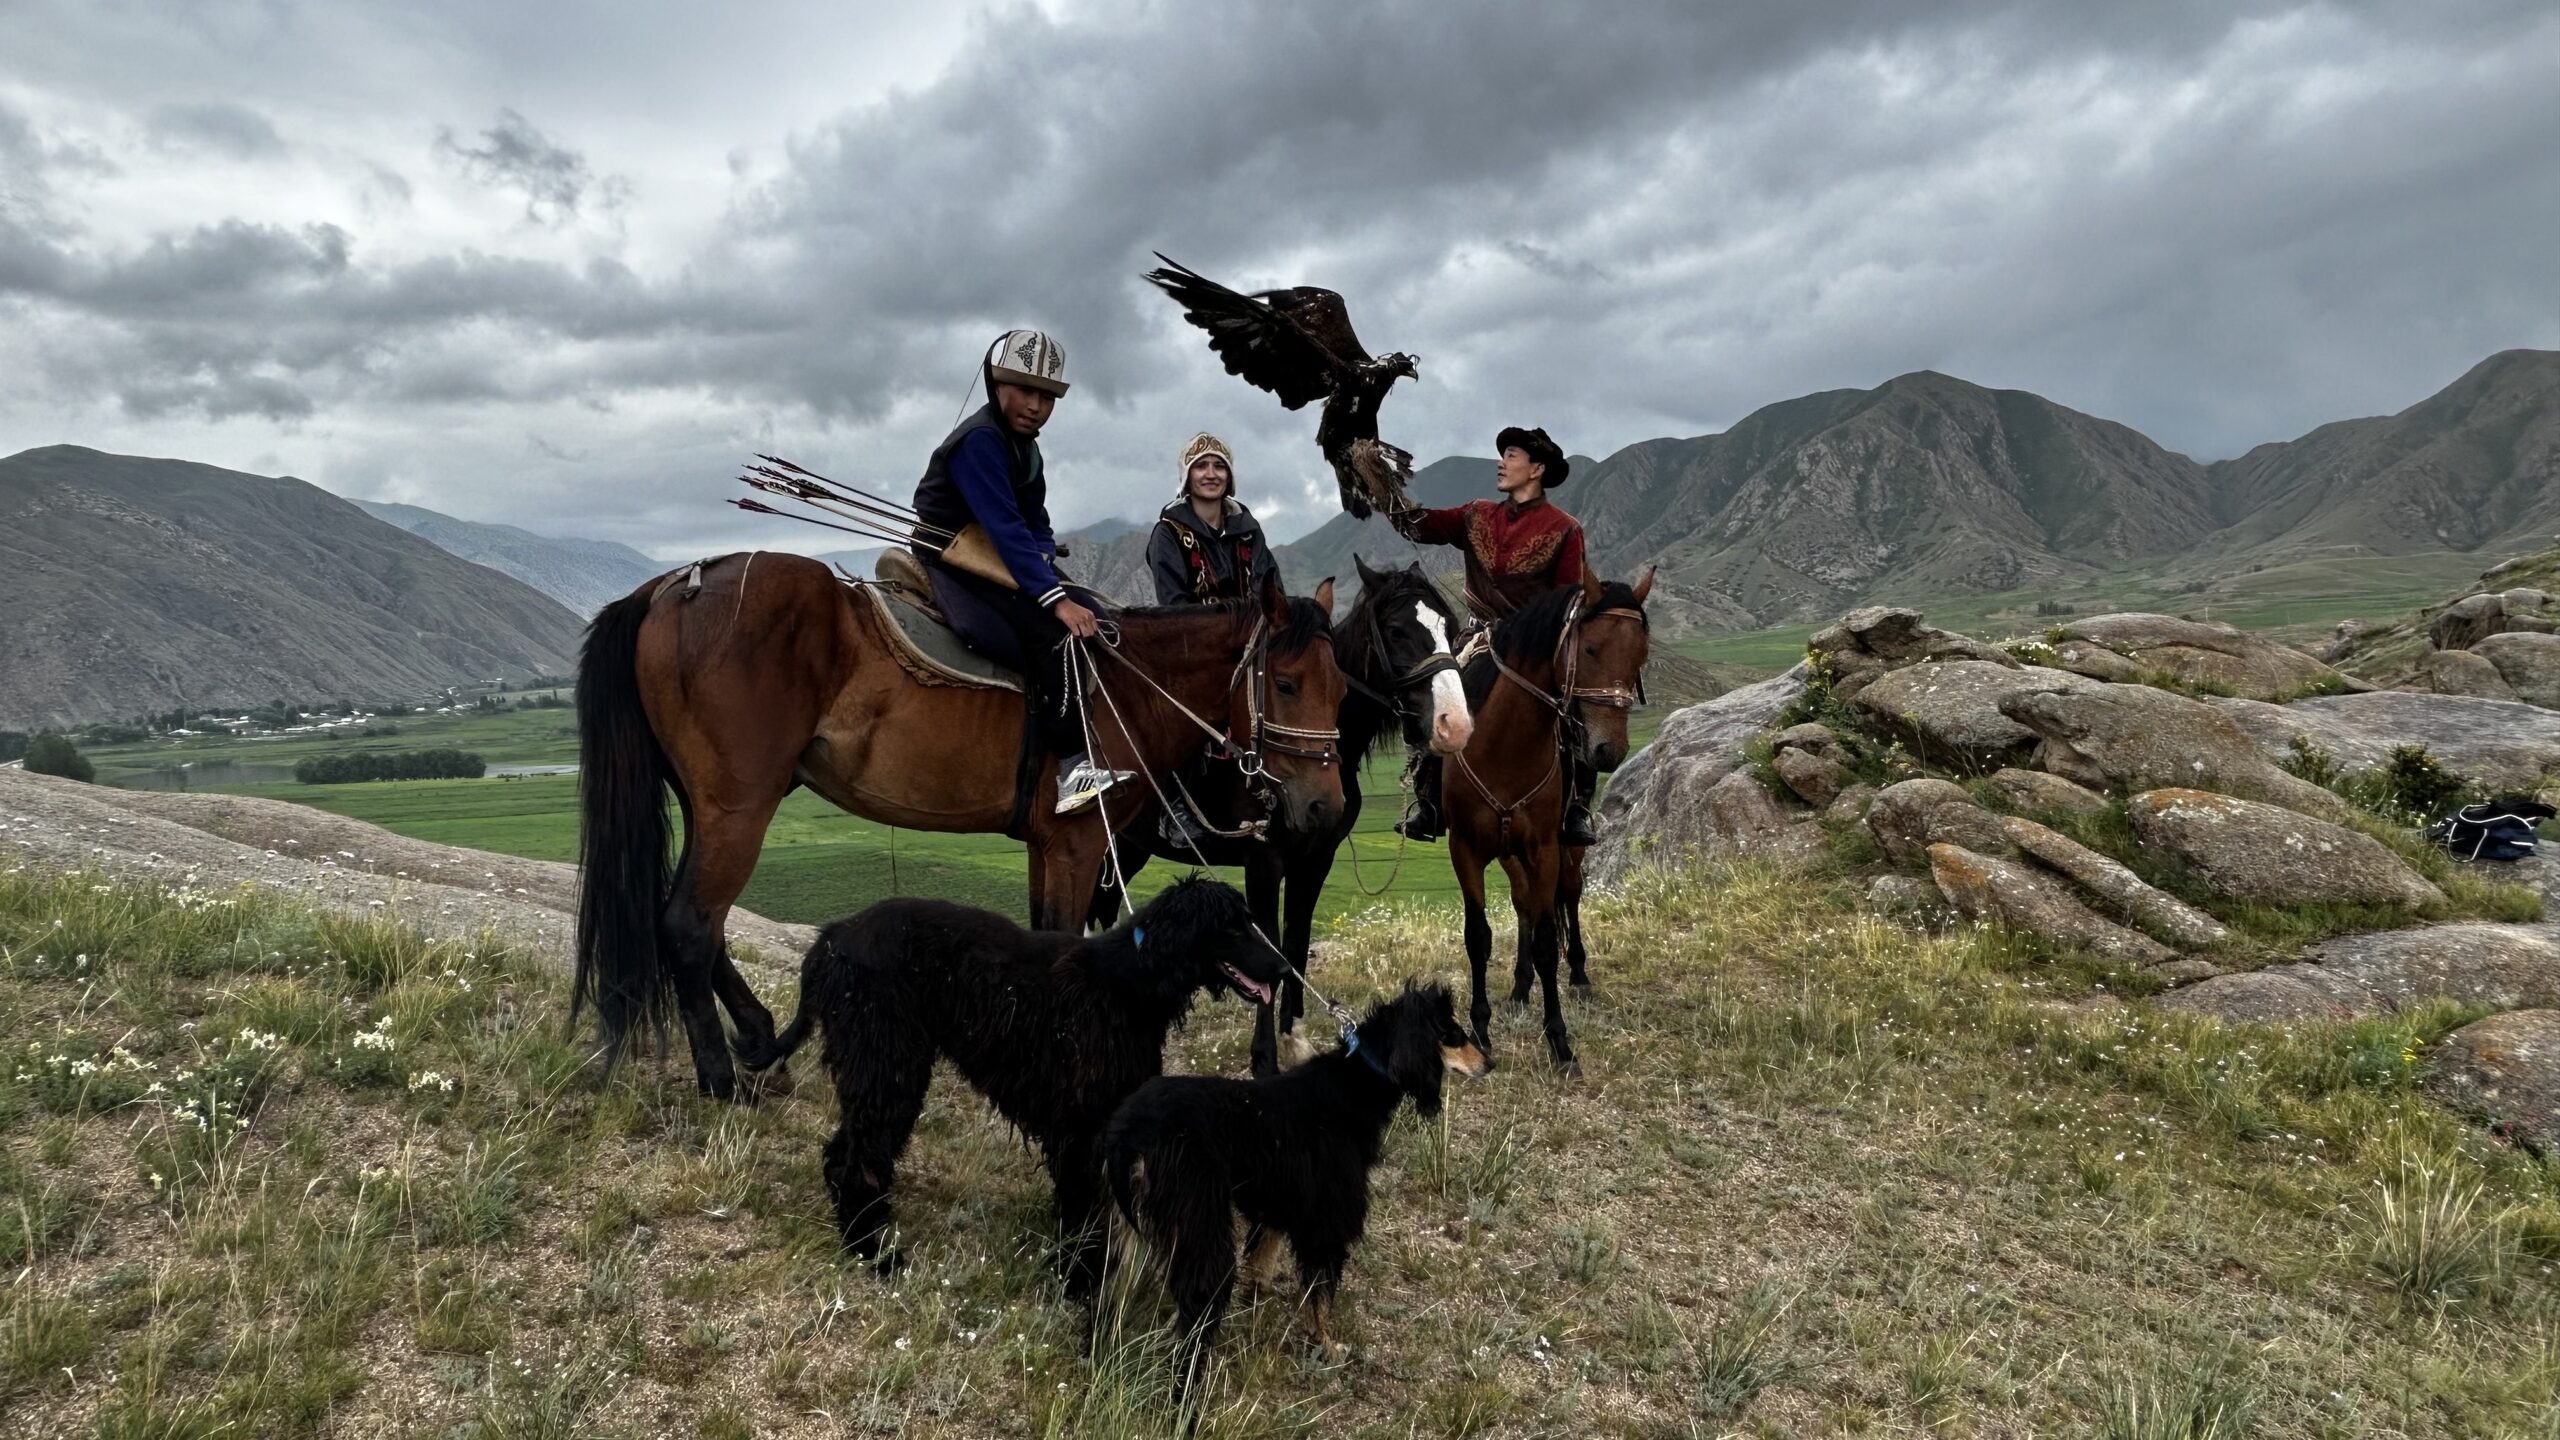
[2426,1010,2560,1154]
[1772,746,1849,807]
[1692,770,1823,863]
[2000,684,2351,820]
[2044,613,2344,700]
[1925,844,2176,966]
[2124,788,2446,910]
[2160,924,2560,1023]
[1807,607,2015,701]
[1998,815,2228,948]
[1982,767,2112,820]
[2209,691,2560,792]
[2418,648,2520,700]
[1848,661,2089,767]
[1867,778,2010,863]
[2472,631,2560,708]
[1590,666,1808,885]
[2431,593,2513,652]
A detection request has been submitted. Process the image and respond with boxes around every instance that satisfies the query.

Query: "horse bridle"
[1340,587,1461,728]
[1233,615,1343,775]
[1489,593,1649,720]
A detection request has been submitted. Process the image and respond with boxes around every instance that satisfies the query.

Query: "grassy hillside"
[7,862,2560,1435]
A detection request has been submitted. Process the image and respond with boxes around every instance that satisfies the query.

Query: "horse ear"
[1580,569,1604,605]
[1354,553,1381,586]
[1314,577,1336,616]
[1260,566,1286,620]
[1633,565,1656,603]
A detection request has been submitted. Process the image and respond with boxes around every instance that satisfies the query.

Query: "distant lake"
[114,762,297,790]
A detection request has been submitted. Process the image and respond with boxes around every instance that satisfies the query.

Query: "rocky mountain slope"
[353,501,668,616]
[0,446,587,727]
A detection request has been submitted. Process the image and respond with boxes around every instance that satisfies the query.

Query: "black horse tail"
[732,935,829,1073]
[573,586,673,1062]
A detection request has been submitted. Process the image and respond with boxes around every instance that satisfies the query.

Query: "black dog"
[737,877,1282,1286]
[1102,982,1487,1383]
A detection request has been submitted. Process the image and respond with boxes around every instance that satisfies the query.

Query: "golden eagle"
[1143,254,1419,519]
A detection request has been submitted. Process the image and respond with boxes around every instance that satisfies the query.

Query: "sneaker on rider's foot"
[1054,756,1135,815]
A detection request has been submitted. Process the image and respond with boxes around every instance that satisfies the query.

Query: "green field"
[73,547,2475,932]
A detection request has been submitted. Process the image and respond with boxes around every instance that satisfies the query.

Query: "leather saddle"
[848,551,1023,693]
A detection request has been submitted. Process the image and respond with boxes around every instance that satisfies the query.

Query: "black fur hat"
[1495,425,1569,488]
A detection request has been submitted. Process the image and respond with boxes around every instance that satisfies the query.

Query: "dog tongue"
[1221,962,1272,1004]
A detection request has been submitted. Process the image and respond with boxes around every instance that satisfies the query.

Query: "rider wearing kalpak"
[911,329,1133,815]
[1146,432,1280,606]
[1389,425,1600,847]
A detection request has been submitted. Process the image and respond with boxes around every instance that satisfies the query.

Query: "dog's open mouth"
[1219,962,1275,1006]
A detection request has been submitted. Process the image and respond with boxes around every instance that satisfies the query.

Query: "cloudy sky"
[4,1,2556,555]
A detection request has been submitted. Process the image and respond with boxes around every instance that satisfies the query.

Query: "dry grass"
[4,860,2560,1437]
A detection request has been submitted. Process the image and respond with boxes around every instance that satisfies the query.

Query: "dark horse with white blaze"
[1443,571,1651,1075]
[1088,556,1472,1075]
[572,552,1347,1099]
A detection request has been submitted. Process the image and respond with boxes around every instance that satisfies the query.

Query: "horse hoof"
[1556,1059,1583,1080]
[741,1061,795,1100]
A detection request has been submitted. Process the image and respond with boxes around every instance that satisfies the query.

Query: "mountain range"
[8,348,2554,726]
[0,447,587,729]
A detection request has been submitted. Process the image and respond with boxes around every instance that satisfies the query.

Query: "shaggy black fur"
[736,876,1284,1285]
[1102,983,1488,1386]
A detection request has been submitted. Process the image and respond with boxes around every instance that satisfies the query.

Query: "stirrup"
[1394,800,1444,844]
[1055,760,1136,815]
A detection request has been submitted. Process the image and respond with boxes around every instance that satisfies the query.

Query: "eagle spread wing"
[1143,256,1347,410]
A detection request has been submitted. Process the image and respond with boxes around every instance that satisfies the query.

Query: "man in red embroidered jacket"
[1389,425,1598,846]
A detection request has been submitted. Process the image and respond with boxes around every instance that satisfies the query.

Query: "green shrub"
[293,749,484,784]
[21,733,94,783]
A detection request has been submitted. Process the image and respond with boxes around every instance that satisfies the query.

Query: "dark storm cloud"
[144,101,284,158]
[435,108,619,225]
[1,0,2556,544]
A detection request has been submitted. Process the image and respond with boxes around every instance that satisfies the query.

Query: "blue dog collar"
[1340,1025,1394,1081]
[1132,926,1146,950]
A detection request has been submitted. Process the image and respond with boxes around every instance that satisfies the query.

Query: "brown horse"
[572,553,1346,1099]
[1443,571,1651,1075]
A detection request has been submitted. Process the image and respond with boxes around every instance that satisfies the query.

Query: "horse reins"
[1452,596,1646,845]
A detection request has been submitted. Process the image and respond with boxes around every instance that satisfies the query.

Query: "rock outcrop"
[2124,789,2446,910]
[2160,925,2560,1023]
[2472,631,2560,708]
[2419,648,2520,700]
[2041,613,2344,700]
[1999,684,2351,820]
[2209,691,2560,792]
[1807,607,2015,702]
[2426,1010,2560,1154]
[1848,660,2087,767]
[1867,779,2009,864]
[1926,843,2175,966]
[1982,767,2111,820]
[1998,815,2229,948]
[1590,666,1808,884]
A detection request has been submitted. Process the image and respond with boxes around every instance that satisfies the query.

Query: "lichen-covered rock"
[1590,666,1808,885]
[1807,607,2016,701]
[1824,782,1879,825]
[2209,690,2560,792]
[2419,648,2520,700]
[2320,618,2370,663]
[2473,631,2560,708]
[2045,612,2343,700]
[2161,924,2560,1023]
[1983,767,2111,820]
[1867,778,2009,863]
[2431,593,2514,652]
[2124,788,2446,910]
[2426,1009,2560,1153]
[1694,771,1824,864]
[1867,873,1943,919]
[2000,684,2350,820]
[1772,746,1848,808]
[1997,815,2228,947]
[1848,661,2088,766]
[1925,843,2175,965]
[1771,723,1843,758]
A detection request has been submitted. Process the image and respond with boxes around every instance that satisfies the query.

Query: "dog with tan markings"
[1101,982,1488,1391]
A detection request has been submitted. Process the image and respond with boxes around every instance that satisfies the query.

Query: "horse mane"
[1464,582,1648,711]
[1109,594,1334,664]
[1332,565,1449,769]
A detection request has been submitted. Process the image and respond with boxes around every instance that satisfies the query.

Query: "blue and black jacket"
[912,403,1067,608]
